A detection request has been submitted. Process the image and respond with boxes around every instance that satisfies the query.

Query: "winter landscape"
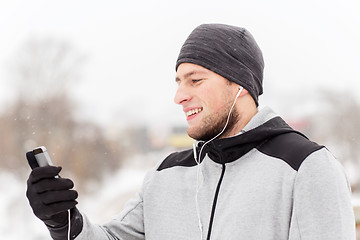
[1,0,360,239]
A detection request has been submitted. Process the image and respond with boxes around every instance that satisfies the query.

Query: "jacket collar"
[195,107,304,164]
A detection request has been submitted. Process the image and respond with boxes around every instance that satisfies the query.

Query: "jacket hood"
[196,116,305,164]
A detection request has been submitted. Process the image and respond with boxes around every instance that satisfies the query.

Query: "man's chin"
[187,128,202,141]
[187,120,231,142]
[187,129,214,142]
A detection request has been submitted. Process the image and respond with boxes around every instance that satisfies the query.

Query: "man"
[26,24,356,239]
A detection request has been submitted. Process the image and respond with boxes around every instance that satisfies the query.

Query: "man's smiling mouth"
[186,108,203,117]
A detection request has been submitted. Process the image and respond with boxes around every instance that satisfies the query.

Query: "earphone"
[67,209,71,240]
[193,86,243,239]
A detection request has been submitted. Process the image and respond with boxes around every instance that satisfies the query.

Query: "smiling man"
[175,63,257,141]
[26,24,356,240]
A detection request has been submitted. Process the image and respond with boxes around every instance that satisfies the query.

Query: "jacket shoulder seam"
[257,132,324,171]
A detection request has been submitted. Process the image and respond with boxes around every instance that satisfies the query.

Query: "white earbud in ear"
[236,86,244,98]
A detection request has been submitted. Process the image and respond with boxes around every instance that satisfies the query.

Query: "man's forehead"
[176,63,210,80]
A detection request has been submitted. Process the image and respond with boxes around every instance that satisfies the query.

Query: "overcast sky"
[1,0,359,128]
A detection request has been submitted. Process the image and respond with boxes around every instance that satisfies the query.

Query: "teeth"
[186,108,202,117]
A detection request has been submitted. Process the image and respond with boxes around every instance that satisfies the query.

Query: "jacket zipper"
[206,163,226,240]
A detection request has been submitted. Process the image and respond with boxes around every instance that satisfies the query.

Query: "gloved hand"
[26,166,78,228]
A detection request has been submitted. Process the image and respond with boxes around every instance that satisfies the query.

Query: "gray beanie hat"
[176,24,264,106]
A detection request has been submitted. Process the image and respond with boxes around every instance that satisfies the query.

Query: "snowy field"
[0,151,167,239]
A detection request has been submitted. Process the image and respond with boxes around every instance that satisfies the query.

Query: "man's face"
[174,63,239,141]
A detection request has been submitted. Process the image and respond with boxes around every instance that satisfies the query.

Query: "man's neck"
[220,107,258,139]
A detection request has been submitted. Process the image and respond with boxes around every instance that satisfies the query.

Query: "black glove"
[26,166,78,228]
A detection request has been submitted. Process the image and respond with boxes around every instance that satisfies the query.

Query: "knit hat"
[176,24,264,106]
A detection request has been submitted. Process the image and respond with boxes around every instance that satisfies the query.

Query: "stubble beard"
[188,107,240,142]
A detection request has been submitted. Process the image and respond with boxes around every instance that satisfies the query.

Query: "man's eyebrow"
[175,70,207,82]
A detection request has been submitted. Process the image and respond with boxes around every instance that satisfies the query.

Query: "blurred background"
[0,0,359,238]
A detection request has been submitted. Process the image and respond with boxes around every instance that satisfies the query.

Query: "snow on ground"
[0,150,170,239]
[0,171,50,239]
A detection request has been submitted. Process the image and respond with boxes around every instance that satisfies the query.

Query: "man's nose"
[174,85,191,105]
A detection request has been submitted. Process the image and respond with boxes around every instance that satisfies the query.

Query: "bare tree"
[0,37,127,192]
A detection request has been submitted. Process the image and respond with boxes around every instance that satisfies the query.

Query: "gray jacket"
[71,107,355,239]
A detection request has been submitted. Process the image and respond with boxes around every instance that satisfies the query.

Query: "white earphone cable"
[67,209,71,240]
[193,86,243,240]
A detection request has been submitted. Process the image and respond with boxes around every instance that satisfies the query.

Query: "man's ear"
[235,85,248,97]
[240,88,249,97]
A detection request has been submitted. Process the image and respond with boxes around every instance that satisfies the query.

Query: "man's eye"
[192,79,202,84]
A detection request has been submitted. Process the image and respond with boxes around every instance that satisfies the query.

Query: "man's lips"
[184,107,203,119]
